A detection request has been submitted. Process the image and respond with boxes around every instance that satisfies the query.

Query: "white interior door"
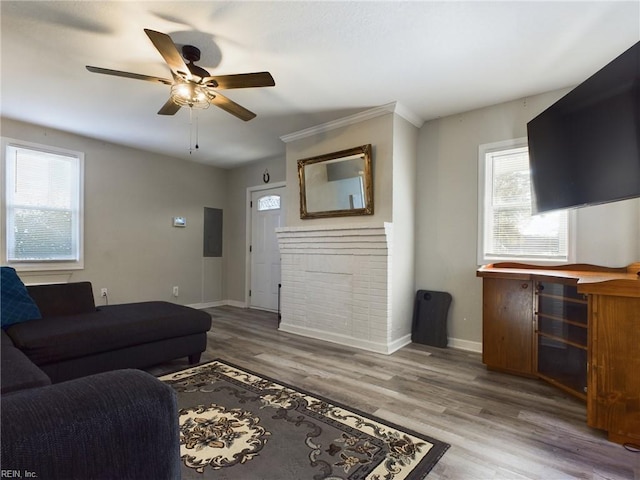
[250,186,286,311]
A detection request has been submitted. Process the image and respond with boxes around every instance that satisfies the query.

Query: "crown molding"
[280,102,424,143]
[393,102,424,129]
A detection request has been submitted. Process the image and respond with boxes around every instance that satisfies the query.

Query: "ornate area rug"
[159,359,449,479]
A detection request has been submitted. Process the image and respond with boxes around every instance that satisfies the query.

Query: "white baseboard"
[279,323,410,355]
[188,299,247,310]
[388,334,413,354]
[188,301,225,309]
[447,337,482,353]
[225,299,248,308]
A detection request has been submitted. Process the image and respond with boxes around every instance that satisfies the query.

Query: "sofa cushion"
[1,267,41,329]
[1,331,51,394]
[6,301,212,366]
[26,281,96,317]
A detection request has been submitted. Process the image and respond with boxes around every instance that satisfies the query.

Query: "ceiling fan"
[86,29,275,121]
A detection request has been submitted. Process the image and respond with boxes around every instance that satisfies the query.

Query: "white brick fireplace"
[276,223,410,354]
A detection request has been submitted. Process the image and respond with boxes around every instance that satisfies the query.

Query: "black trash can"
[411,290,452,348]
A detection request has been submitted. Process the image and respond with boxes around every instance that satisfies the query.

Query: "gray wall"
[415,89,640,349]
[1,118,227,306]
[390,114,418,343]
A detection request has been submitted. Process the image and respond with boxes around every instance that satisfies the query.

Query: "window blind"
[6,144,80,262]
[485,146,568,260]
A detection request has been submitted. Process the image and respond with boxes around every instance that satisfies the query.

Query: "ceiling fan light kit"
[86,28,275,122]
[170,83,210,109]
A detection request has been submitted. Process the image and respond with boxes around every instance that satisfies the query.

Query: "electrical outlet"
[172,286,179,297]
[101,288,108,297]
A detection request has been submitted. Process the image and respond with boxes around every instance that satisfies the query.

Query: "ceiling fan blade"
[157,98,181,116]
[201,72,275,89]
[209,92,257,121]
[144,28,191,80]
[86,66,172,85]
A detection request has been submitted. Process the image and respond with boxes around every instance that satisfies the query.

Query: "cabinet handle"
[522,283,529,289]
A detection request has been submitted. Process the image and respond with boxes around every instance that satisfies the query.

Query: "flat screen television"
[527,41,640,214]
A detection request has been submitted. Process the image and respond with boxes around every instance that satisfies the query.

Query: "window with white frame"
[3,139,84,270]
[478,138,571,264]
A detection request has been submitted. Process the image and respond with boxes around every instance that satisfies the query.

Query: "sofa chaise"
[4,279,212,384]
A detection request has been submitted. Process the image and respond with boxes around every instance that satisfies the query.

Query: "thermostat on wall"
[173,217,186,227]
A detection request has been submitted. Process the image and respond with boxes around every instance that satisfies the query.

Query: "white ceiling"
[1,1,638,168]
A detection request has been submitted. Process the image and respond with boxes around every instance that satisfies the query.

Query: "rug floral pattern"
[160,360,449,479]
[179,403,270,473]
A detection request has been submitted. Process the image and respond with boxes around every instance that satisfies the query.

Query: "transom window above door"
[257,195,281,211]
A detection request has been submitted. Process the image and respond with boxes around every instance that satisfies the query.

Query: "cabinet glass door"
[536,282,588,399]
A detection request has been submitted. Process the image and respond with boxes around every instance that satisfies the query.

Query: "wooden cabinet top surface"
[477,262,640,298]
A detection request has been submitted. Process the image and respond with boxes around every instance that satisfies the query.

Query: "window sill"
[480,257,570,267]
[7,262,84,285]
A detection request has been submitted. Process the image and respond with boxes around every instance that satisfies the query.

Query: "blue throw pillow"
[1,266,42,329]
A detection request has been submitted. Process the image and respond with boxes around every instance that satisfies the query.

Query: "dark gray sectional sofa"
[1,273,213,478]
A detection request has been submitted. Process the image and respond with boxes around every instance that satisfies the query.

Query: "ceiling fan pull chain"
[189,106,194,154]
[187,108,200,155]
[195,113,199,150]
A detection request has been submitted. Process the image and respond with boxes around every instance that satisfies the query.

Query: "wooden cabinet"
[478,262,640,445]
[482,277,535,377]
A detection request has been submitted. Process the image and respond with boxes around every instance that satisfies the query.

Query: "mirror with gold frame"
[298,144,373,219]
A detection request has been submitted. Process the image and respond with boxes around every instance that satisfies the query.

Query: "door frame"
[244,181,286,308]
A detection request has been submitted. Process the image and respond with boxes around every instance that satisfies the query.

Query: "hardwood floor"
[151,306,640,479]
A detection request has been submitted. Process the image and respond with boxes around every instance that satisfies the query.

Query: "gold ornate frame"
[298,144,373,219]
